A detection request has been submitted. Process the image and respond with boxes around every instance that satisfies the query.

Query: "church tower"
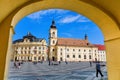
[84,34,88,40]
[49,20,58,61]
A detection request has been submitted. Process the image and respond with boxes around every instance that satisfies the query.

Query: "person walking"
[18,62,21,69]
[59,61,61,64]
[96,62,104,77]
[13,62,17,68]
[89,61,92,67]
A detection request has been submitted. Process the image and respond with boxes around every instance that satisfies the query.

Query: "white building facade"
[49,20,106,62]
[95,44,106,62]
[12,32,47,62]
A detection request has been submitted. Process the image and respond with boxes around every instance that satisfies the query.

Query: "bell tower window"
[52,32,55,37]
[53,40,55,44]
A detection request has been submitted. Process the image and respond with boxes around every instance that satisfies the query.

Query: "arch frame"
[0,0,120,80]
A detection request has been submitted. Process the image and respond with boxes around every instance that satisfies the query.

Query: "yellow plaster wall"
[11,0,119,39]
[4,27,13,80]
[105,37,120,80]
[0,18,11,80]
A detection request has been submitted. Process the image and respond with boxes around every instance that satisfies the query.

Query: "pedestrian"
[18,62,21,69]
[59,61,61,64]
[89,61,92,67]
[65,61,68,64]
[13,62,17,68]
[96,62,104,77]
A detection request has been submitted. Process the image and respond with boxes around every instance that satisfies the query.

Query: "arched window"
[67,55,69,58]
[84,55,86,59]
[38,57,41,60]
[53,49,55,51]
[53,40,55,44]
[52,32,55,37]
[73,49,75,51]
[89,55,92,59]
[73,55,75,58]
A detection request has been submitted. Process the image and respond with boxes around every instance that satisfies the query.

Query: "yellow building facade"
[12,32,47,62]
[0,0,120,80]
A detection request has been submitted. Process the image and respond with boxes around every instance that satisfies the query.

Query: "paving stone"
[8,61,108,80]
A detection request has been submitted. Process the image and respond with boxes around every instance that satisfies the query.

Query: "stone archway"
[0,0,120,80]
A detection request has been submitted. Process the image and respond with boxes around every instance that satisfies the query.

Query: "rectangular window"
[61,52,62,55]
[95,50,96,52]
[39,47,41,49]
[89,50,91,52]
[84,49,86,52]
[67,49,69,51]
[61,48,62,51]
[34,57,36,60]
[29,51,30,54]
[39,51,41,54]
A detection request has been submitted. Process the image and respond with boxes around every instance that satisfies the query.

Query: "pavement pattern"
[8,61,108,80]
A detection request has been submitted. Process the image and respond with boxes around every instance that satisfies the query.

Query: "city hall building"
[12,32,47,62]
[49,20,106,62]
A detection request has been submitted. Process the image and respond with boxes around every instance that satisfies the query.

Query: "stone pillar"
[105,36,120,80]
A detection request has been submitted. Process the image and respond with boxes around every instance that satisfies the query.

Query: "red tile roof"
[94,44,105,50]
[57,38,94,47]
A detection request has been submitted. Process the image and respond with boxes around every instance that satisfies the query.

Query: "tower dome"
[50,20,56,28]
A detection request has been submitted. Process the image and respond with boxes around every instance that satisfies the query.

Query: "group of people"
[48,60,68,66]
[13,61,22,69]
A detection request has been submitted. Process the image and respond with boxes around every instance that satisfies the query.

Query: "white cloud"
[77,16,90,22]
[27,9,69,20]
[59,15,80,23]
[26,9,90,24]
[27,12,42,19]
[58,15,90,24]
[61,33,72,37]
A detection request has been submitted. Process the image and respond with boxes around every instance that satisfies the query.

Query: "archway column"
[105,34,120,80]
[0,16,14,80]
[0,26,9,80]
[4,26,14,80]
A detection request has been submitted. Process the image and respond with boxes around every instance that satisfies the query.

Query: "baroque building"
[49,20,106,62]
[12,32,47,62]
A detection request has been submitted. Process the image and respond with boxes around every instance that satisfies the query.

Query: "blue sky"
[13,9,104,44]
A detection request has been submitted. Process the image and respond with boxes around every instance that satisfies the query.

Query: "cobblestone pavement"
[8,61,108,80]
